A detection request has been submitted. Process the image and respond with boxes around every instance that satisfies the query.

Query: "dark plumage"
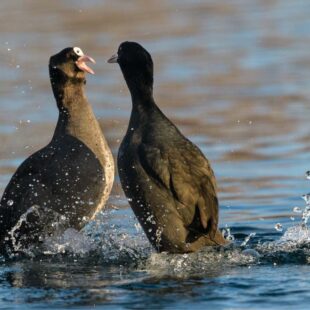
[0,47,114,253]
[108,41,227,253]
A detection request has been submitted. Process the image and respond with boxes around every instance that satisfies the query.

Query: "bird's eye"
[73,47,84,56]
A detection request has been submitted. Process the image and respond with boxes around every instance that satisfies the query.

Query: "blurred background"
[0,0,309,228]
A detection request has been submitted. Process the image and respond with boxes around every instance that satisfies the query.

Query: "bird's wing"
[0,147,55,236]
[138,142,218,237]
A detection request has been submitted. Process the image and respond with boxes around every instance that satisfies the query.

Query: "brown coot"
[0,47,114,253]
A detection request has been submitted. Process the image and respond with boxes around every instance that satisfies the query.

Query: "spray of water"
[2,172,310,273]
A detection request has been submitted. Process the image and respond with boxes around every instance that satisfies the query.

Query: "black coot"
[108,41,227,253]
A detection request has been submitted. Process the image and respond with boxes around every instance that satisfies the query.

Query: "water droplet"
[302,206,310,224]
[302,194,310,205]
[226,234,235,241]
[241,232,256,247]
[222,227,235,241]
[275,223,283,232]
[7,200,14,206]
[134,223,141,232]
[293,206,302,213]
[60,215,66,221]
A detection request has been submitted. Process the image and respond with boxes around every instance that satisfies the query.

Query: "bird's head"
[108,41,154,98]
[49,47,95,84]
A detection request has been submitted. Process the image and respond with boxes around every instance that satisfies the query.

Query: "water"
[1,0,310,308]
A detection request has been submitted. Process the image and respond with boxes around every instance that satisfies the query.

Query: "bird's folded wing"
[138,143,218,237]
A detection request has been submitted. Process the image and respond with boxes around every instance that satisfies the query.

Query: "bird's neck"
[127,92,169,137]
[129,88,155,120]
[122,66,154,104]
[51,76,85,109]
[51,82,106,161]
[130,84,153,102]
[128,87,176,136]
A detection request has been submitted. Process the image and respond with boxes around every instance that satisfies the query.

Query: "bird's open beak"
[76,55,96,74]
[107,53,118,63]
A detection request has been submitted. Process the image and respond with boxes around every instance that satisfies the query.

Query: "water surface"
[0,0,310,308]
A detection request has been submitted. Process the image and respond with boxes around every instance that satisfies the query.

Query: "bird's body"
[0,47,114,252]
[109,42,226,253]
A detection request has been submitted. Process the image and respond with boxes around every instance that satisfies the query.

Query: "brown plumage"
[108,41,227,253]
[0,47,114,254]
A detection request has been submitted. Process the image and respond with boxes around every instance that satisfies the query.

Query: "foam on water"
[143,245,260,278]
[280,224,310,243]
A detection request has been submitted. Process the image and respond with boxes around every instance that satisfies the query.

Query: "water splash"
[42,228,96,255]
[81,209,151,265]
[300,173,310,225]
[8,205,42,254]
[302,194,310,205]
[143,245,259,277]
[241,232,256,247]
[302,206,310,225]
[255,171,310,264]
[222,226,235,241]
[274,223,283,232]
[7,205,70,256]
[280,224,310,243]
[3,169,310,271]
[293,206,302,213]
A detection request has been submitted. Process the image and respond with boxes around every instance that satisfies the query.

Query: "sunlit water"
[1,0,310,308]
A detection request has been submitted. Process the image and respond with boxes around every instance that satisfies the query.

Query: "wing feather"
[138,142,218,237]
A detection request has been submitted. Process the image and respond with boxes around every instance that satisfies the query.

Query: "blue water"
[1,0,310,308]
